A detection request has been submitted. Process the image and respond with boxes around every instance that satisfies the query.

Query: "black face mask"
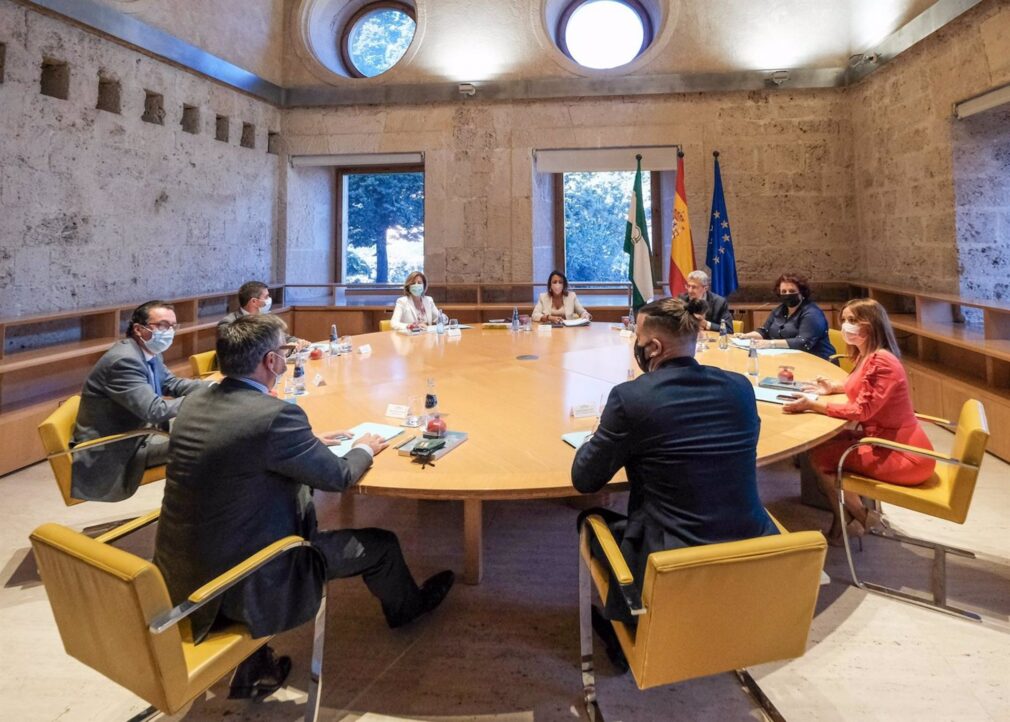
[780,293,801,308]
[634,342,651,373]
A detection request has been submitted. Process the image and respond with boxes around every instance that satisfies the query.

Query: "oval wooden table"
[294,324,849,583]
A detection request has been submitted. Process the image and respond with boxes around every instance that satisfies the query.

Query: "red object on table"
[309,347,323,360]
[777,366,794,382]
[426,415,447,436]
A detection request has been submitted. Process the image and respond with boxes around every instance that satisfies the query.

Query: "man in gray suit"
[678,270,735,332]
[71,300,203,502]
[217,280,307,348]
[154,314,454,700]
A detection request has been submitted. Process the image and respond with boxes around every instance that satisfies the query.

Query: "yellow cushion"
[38,397,82,506]
[828,329,854,372]
[732,320,743,334]
[380,319,392,331]
[189,350,218,378]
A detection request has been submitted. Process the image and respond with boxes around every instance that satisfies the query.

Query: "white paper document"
[562,431,592,448]
[730,337,802,355]
[328,422,404,457]
[752,386,817,406]
[562,318,590,327]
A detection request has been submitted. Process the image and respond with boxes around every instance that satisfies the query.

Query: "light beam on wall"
[424,33,513,81]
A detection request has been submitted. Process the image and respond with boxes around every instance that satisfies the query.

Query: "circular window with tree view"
[341,1,416,78]
[557,0,653,70]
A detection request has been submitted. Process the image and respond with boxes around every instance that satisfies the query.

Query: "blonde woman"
[390,271,441,331]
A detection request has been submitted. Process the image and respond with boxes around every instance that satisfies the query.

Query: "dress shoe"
[228,645,292,700]
[591,606,629,673]
[389,570,455,628]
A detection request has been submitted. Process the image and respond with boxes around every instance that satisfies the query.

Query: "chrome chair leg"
[579,532,604,722]
[736,670,787,722]
[304,588,327,722]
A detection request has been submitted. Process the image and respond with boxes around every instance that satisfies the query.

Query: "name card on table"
[446,328,462,338]
[312,373,326,387]
[570,403,598,419]
[385,403,409,419]
[357,344,372,355]
[537,324,552,336]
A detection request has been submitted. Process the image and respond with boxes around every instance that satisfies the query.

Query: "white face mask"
[259,296,272,314]
[841,321,864,345]
[409,283,425,298]
[144,328,175,354]
[268,351,287,390]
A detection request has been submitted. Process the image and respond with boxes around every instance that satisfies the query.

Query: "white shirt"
[390,295,441,330]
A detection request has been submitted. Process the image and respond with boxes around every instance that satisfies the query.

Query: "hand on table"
[316,430,353,445]
[782,396,816,414]
[355,432,389,456]
[802,376,836,395]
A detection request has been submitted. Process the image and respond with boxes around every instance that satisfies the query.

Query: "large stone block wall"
[284,165,336,301]
[283,89,856,295]
[0,1,282,317]
[849,0,1010,293]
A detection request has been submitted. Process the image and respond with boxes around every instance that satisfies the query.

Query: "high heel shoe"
[826,518,865,549]
[863,509,888,534]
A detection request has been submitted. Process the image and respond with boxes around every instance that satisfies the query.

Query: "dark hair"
[217,314,288,376]
[773,273,812,299]
[547,270,570,298]
[637,296,706,338]
[841,298,901,361]
[403,271,427,296]
[238,281,269,308]
[127,300,174,338]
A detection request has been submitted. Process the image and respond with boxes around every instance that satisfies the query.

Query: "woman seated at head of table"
[531,270,592,323]
[390,271,441,331]
[782,299,936,545]
[737,272,836,361]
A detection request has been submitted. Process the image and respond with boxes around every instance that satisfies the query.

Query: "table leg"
[463,499,484,584]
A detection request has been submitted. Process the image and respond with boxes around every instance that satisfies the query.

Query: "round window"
[341,2,416,78]
[558,0,652,70]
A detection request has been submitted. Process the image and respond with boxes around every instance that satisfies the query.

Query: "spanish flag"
[669,150,696,295]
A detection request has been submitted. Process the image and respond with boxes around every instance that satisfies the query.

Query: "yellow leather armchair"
[30,515,326,721]
[828,328,854,373]
[579,514,826,719]
[379,319,392,331]
[836,399,989,621]
[732,319,743,334]
[37,395,167,506]
[189,349,218,378]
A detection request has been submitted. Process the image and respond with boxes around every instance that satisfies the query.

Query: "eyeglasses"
[144,321,178,332]
[271,344,297,359]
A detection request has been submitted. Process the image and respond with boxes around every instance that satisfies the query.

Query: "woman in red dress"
[783,299,935,544]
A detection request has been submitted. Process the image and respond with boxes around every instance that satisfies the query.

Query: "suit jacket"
[572,357,777,613]
[758,299,836,361]
[153,377,373,642]
[677,290,734,332]
[71,338,202,502]
[390,295,440,330]
[217,308,248,329]
[531,292,588,322]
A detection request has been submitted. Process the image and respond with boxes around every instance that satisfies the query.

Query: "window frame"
[336,164,426,285]
[339,1,417,79]
[556,0,654,69]
[553,170,663,285]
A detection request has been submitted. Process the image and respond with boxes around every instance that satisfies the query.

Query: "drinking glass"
[448,318,459,330]
[405,396,422,427]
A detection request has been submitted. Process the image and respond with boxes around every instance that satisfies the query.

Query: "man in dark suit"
[217,280,307,348]
[572,296,777,665]
[154,314,453,699]
[678,269,734,332]
[71,300,203,501]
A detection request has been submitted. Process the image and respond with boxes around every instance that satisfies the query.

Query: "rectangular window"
[562,170,655,283]
[339,168,424,284]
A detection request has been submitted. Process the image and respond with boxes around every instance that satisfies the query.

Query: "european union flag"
[705,152,738,297]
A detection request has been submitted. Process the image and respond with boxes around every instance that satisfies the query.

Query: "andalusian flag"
[669,150,696,295]
[624,155,654,310]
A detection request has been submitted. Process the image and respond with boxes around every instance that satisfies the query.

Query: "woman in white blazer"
[532,270,592,323]
[390,271,441,330]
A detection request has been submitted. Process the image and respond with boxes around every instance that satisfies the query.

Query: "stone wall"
[283,89,856,295]
[849,0,1010,292]
[284,165,336,300]
[0,0,282,317]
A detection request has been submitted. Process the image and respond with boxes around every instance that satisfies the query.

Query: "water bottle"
[329,324,339,355]
[293,351,306,393]
[437,312,446,335]
[747,341,759,377]
[511,305,520,332]
[424,377,438,414]
[719,321,729,350]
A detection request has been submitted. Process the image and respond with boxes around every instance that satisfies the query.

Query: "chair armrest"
[149,535,312,634]
[837,437,961,487]
[94,509,161,543]
[61,429,171,456]
[915,412,951,426]
[583,515,645,616]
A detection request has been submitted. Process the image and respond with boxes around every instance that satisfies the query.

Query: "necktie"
[147,359,163,396]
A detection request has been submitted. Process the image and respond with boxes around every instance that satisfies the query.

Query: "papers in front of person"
[562,431,592,448]
[328,422,404,457]
[752,385,817,406]
[730,337,802,355]
[562,318,590,327]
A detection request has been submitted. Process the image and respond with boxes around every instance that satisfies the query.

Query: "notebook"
[328,422,404,457]
[561,431,592,448]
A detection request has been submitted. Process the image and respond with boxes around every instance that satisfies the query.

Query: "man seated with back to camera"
[571,296,778,670]
[154,314,454,700]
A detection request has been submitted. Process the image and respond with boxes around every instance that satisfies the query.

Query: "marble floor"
[1,424,1008,722]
